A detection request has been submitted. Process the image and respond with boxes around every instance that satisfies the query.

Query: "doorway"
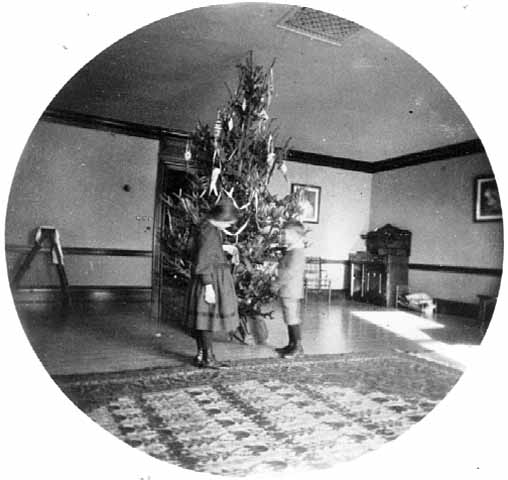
[151,135,196,324]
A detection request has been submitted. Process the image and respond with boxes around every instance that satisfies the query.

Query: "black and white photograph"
[292,183,321,223]
[1,2,507,480]
[474,175,502,222]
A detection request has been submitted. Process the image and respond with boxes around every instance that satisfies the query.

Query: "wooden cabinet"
[349,224,411,307]
[349,254,408,307]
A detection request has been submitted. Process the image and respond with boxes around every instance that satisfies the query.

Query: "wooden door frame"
[150,150,165,322]
[150,134,194,323]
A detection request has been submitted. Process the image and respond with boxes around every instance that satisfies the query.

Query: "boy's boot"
[283,324,304,359]
[275,325,295,355]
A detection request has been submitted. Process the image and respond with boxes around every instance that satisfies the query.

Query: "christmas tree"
[162,52,301,336]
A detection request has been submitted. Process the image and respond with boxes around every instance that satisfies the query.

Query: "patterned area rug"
[54,351,461,477]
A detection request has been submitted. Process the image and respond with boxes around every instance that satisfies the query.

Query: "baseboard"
[305,289,347,300]
[434,298,478,319]
[11,286,152,304]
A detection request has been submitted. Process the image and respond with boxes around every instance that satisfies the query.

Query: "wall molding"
[42,108,484,173]
[6,244,152,257]
[287,150,372,173]
[11,285,151,303]
[7,245,500,277]
[371,139,485,173]
[408,262,502,277]
[308,258,500,277]
[42,108,189,141]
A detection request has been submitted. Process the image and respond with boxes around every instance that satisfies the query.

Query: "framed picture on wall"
[474,175,502,222]
[291,183,321,223]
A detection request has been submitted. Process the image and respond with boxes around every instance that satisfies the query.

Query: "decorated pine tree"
[162,53,301,340]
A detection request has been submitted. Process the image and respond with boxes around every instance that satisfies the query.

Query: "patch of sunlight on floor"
[351,310,478,369]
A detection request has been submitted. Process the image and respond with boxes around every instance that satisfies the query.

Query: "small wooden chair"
[304,257,332,304]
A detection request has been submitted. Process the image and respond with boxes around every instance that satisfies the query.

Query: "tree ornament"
[184,140,192,162]
[266,152,276,169]
[228,116,234,131]
[257,109,270,133]
[267,67,274,107]
[213,110,222,142]
[242,97,247,111]
[209,167,221,196]
[267,134,274,153]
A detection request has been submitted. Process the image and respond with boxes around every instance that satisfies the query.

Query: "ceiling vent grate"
[276,7,362,46]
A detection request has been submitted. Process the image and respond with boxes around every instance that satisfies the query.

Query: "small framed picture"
[291,183,321,223]
[474,175,502,222]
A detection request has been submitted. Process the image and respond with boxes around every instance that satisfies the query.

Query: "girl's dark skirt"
[184,265,240,332]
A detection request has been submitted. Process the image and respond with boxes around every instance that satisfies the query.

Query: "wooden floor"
[16,295,484,376]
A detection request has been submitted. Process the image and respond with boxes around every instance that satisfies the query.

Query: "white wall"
[9,120,500,302]
[6,120,159,287]
[370,153,503,303]
[269,161,372,288]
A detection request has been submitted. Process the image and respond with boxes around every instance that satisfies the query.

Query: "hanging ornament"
[184,140,192,162]
[266,135,275,168]
[209,167,221,196]
[266,152,276,169]
[242,97,247,111]
[267,67,274,107]
[213,110,222,143]
[257,109,270,134]
[228,116,234,131]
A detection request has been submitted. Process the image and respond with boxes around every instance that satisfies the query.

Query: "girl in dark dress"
[184,199,240,368]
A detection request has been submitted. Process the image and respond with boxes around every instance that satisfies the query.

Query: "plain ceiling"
[49,3,478,163]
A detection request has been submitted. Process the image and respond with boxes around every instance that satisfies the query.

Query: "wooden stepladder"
[12,226,71,307]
